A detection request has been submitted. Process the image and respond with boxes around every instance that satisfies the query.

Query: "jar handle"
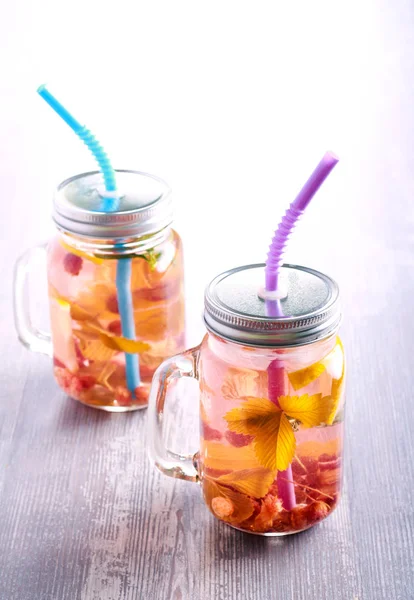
[13,244,53,357]
[148,346,200,482]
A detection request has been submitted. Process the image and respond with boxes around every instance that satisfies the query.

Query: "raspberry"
[108,320,122,335]
[264,494,283,515]
[300,456,318,473]
[54,367,90,400]
[294,490,308,504]
[292,460,307,477]
[306,501,329,523]
[250,499,262,518]
[78,375,96,390]
[115,386,132,406]
[202,422,222,441]
[63,253,83,276]
[106,294,119,313]
[319,453,335,462]
[290,504,309,530]
[225,430,253,448]
[272,510,291,533]
[211,497,234,519]
[134,385,149,405]
[304,473,319,489]
[69,376,84,398]
[253,494,283,532]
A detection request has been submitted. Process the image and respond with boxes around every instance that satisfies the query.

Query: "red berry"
[212,497,234,519]
[250,499,262,519]
[106,294,119,313]
[304,473,319,489]
[301,457,318,473]
[306,501,329,524]
[78,375,96,390]
[290,504,309,530]
[54,367,89,400]
[253,494,283,532]
[292,460,307,476]
[225,430,253,448]
[63,253,83,276]
[115,386,132,406]
[319,453,335,462]
[264,494,283,515]
[134,385,149,405]
[294,490,308,504]
[108,320,122,335]
[69,376,84,398]
[202,422,222,441]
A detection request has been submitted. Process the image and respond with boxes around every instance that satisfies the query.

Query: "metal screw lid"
[53,170,172,239]
[204,263,341,347]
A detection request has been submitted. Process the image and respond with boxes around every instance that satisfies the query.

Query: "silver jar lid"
[53,170,172,239]
[204,263,341,347]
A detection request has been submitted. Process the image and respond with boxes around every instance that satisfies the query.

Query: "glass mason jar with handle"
[13,170,185,411]
[148,263,345,535]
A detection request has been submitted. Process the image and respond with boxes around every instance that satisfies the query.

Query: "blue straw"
[116,260,140,391]
[38,85,141,392]
[38,85,119,211]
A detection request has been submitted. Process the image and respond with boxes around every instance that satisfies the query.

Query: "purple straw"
[267,359,297,510]
[265,151,339,291]
[265,151,339,511]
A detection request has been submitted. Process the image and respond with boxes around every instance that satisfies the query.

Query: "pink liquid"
[47,230,185,410]
[198,332,345,534]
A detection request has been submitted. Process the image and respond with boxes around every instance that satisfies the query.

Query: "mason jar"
[13,170,185,411]
[148,263,345,535]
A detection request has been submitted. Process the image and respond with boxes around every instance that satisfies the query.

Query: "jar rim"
[204,263,341,348]
[53,169,173,240]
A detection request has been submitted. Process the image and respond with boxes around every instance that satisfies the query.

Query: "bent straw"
[265,151,339,510]
[265,152,339,292]
[38,85,141,393]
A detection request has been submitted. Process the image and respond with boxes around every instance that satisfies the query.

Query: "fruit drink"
[198,331,344,534]
[49,228,185,410]
[148,263,345,535]
[14,169,185,411]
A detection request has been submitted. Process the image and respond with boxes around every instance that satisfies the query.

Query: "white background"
[0,0,402,346]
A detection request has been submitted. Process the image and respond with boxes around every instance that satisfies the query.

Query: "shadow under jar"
[14,170,185,411]
[148,264,345,535]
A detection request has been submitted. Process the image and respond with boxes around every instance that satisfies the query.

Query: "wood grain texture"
[1,2,414,599]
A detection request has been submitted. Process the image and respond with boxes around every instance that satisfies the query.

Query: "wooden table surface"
[1,2,414,599]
